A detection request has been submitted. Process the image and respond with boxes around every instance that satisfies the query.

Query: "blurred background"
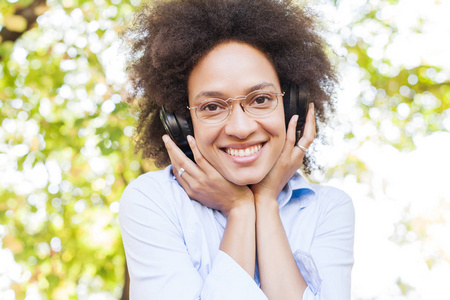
[0,0,449,299]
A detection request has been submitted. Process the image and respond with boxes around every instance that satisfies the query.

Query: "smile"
[224,144,263,157]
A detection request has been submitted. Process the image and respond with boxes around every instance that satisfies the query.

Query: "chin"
[227,173,265,186]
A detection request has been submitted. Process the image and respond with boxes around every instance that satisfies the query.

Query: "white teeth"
[225,144,262,157]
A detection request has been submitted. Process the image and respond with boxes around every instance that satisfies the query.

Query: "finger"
[163,135,217,197]
[173,167,196,197]
[187,135,205,165]
[187,135,219,174]
[162,134,185,178]
[163,136,197,193]
[297,103,316,150]
[162,135,198,177]
[285,114,299,150]
[175,166,192,183]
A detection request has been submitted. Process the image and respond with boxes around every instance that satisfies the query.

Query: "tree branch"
[0,0,47,43]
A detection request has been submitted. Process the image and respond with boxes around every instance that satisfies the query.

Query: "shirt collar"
[277,172,316,210]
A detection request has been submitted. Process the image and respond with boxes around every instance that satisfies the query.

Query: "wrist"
[255,192,278,205]
[251,184,279,202]
[255,196,279,214]
[225,197,255,219]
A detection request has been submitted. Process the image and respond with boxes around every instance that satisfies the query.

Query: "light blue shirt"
[119,166,354,299]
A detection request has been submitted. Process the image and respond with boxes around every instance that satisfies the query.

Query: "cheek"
[269,118,287,154]
[269,111,287,138]
[192,122,217,154]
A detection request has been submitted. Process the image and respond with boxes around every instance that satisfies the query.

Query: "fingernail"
[162,135,170,143]
[187,135,194,143]
[293,114,299,122]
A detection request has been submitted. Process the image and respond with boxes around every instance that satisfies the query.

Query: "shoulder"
[290,174,353,212]
[312,184,352,205]
[309,183,355,226]
[123,167,172,195]
[119,166,183,219]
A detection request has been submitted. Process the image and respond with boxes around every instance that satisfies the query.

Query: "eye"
[248,92,275,107]
[198,100,228,112]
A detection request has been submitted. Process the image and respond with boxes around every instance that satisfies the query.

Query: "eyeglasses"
[188,90,284,124]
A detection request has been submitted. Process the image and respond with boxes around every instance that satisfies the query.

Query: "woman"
[119,0,355,299]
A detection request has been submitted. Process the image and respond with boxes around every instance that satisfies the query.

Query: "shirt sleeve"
[119,180,267,300]
[295,189,355,300]
[202,250,268,299]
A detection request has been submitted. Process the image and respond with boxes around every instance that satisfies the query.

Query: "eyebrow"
[244,82,276,94]
[193,82,276,102]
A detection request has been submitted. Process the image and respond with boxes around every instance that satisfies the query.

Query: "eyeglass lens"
[195,90,278,123]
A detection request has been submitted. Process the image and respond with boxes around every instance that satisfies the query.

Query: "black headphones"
[160,83,309,161]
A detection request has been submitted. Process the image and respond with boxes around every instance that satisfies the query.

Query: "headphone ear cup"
[282,84,299,126]
[282,83,309,142]
[296,85,309,129]
[160,107,195,161]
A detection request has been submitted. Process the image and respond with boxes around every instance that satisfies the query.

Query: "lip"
[224,144,262,157]
[220,141,266,149]
[220,142,266,164]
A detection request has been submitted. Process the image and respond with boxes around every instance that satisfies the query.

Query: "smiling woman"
[119,0,354,299]
[187,42,286,186]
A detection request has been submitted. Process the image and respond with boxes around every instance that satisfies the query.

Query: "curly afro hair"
[123,0,337,171]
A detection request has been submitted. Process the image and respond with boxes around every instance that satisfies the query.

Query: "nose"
[223,103,258,139]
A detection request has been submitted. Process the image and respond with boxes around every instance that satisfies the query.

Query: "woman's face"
[187,42,286,186]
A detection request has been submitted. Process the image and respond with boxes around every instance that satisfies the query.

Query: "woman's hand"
[163,133,257,278]
[163,134,254,216]
[251,103,316,201]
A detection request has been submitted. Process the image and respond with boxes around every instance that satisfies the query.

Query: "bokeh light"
[1,0,449,299]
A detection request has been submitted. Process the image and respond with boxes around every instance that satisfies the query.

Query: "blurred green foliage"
[327,0,450,181]
[327,1,450,292]
[0,0,449,299]
[0,0,149,298]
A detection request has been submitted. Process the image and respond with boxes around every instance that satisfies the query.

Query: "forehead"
[187,41,280,103]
